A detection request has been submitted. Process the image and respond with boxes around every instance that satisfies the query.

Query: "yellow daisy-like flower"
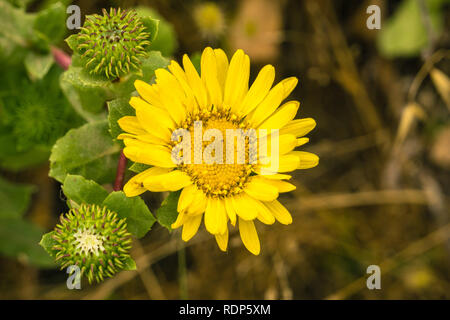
[118,47,318,255]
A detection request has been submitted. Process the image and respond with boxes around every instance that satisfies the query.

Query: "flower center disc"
[178,110,254,198]
[73,228,105,256]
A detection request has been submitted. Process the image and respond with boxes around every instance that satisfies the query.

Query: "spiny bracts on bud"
[51,204,132,284]
[76,7,151,79]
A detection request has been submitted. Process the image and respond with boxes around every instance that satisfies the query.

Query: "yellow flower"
[193,2,225,39]
[118,47,318,255]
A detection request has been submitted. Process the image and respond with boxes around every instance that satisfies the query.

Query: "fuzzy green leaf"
[123,256,137,271]
[0,218,54,268]
[65,34,78,51]
[0,1,34,63]
[32,2,66,49]
[129,163,151,173]
[39,231,58,258]
[137,12,159,44]
[24,51,53,80]
[137,7,178,57]
[62,175,109,207]
[156,191,181,230]
[60,66,112,121]
[49,120,121,184]
[0,176,36,219]
[102,191,156,238]
[107,97,135,141]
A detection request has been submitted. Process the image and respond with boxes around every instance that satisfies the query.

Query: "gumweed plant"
[23,5,319,285]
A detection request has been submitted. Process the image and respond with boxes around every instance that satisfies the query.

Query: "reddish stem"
[113,150,128,191]
[51,46,71,70]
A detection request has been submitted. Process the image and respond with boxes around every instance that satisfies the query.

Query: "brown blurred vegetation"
[1,0,449,299]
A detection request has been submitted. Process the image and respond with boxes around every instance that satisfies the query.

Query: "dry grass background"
[0,0,449,299]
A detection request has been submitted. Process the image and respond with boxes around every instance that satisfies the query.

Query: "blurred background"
[0,0,449,299]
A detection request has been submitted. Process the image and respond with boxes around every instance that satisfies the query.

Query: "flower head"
[51,204,132,283]
[118,47,318,255]
[76,8,151,78]
[193,2,225,39]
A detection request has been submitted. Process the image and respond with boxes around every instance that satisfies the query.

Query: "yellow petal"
[134,80,164,109]
[215,228,229,252]
[256,173,292,180]
[205,198,227,234]
[182,215,202,241]
[260,133,297,157]
[185,189,208,216]
[123,144,175,168]
[244,177,279,201]
[238,218,260,255]
[168,60,198,114]
[297,137,309,146]
[280,77,298,100]
[143,170,192,192]
[231,194,258,220]
[289,151,319,169]
[258,101,300,132]
[177,184,197,213]
[255,199,275,225]
[224,197,237,226]
[279,118,316,137]
[201,47,223,107]
[123,167,172,197]
[246,81,285,127]
[155,68,187,125]
[239,64,275,116]
[183,54,208,110]
[224,50,249,114]
[257,153,300,174]
[263,179,296,193]
[117,116,147,136]
[264,200,292,225]
[171,211,187,229]
[213,49,229,90]
[130,97,173,141]
[117,133,167,146]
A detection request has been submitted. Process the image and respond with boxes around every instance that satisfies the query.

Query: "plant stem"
[51,46,71,70]
[113,150,127,191]
[178,244,188,300]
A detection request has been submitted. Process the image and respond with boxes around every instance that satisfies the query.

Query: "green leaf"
[60,66,112,121]
[65,34,78,51]
[49,120,121,184]
[123,256,137,271]
[377,0,447,58]
[0,176,36,219]
[155,191,181,230]
[32,2,66,47]
[39,231,58,258]
[62,175,109,206]
[107,97,135,141]
[137,7,178,57]
[0,1,34,63]
[129,163,151,173]
[102,191,156,238]
[136,11,159,43]
[24,51,53,80]
[0,218,55,268]
[0,131,50,171]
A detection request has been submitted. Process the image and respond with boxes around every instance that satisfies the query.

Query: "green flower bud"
[51,204,132,284]
[76,7,151,79]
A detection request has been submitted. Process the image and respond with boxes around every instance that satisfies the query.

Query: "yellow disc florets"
[173,109,255,198]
